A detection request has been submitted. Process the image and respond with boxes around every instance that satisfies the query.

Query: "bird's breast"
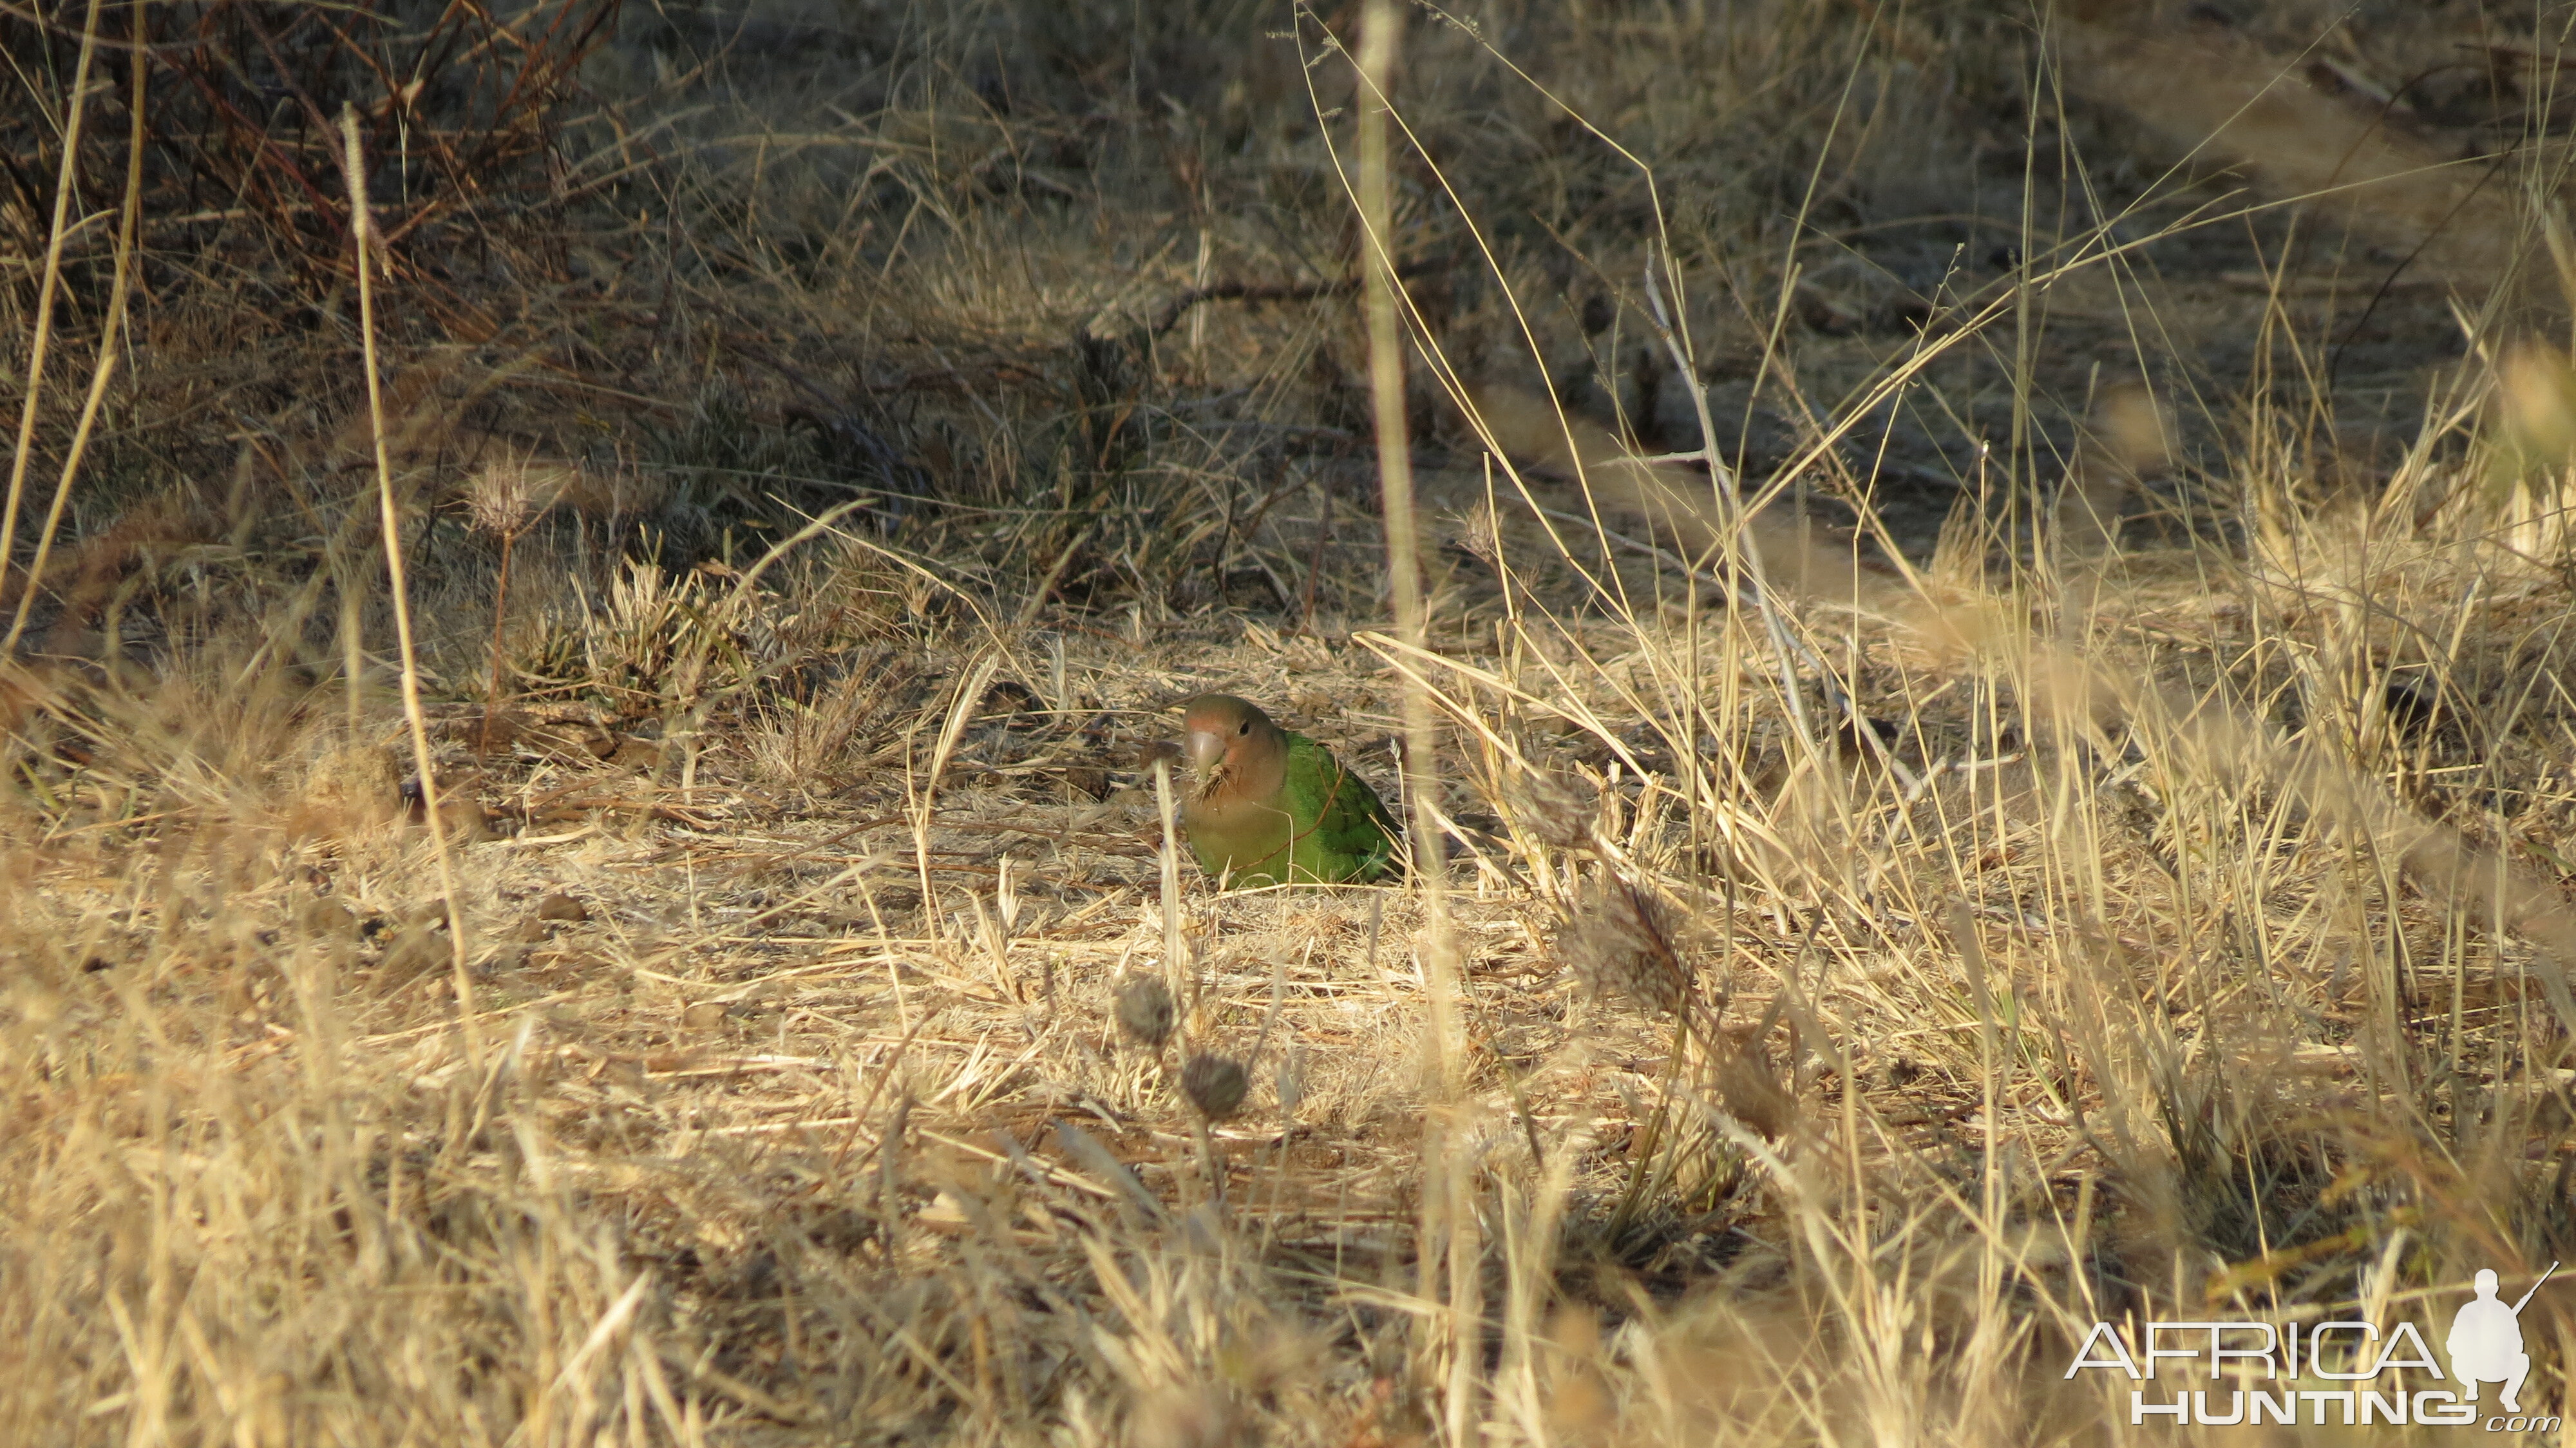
[1181,786,1292,852]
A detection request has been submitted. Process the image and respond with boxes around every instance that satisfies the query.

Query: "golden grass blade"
[0,0,106,621]
[0,0,145,658]
[341,102,477,1061]
[1354,4,1479,1440]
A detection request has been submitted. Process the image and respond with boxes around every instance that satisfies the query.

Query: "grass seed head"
[1179,1052,1249,1121]
[1451,499,1502,566]
[465,459,536,539]
[1115,975,1177,1051]
[1555,879,1696,1020]
[1510,768,1598,850]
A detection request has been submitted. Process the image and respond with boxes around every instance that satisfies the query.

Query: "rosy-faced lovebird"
[1173,694,1401,887]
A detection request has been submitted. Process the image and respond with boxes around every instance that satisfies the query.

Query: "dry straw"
[340,101,476,1054]
[0,0,106,628]
[2,0,146,657]
[464,453,554,754]
[1352,3,1480,1438]
[1556,876,1699,1023]
[12,3,2576,1443]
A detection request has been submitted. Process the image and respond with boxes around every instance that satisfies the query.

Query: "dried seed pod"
[1554,879,1696,1020]
[1451,499,1502,566]
[1510,768,1597,850]
[1179,1053,1249,1122]
[1716,1033,1795,1139]
[1115,976,1177,1051]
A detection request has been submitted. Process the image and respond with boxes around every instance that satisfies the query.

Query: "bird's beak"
[1186,729,1228,790]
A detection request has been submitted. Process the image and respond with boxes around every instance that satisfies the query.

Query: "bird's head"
[1181,693,1280,797]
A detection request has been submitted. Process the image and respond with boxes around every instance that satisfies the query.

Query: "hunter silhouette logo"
[2067,1262,2562,1429]
[2449,1263,2553,1415]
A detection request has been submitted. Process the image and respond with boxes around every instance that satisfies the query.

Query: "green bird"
[1172,694,1402,888]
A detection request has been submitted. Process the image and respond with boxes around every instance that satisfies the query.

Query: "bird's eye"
[1238,721,1250,734]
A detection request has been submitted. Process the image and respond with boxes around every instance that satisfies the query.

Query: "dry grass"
[8,0,2576,1443]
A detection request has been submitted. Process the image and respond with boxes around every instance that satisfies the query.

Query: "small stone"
[681,1001,729,1031]
[473,709,524,752]
[378,926,449,984]
[438,797,495,843]
[297,897,361,939]
[301,743,401,824]
[535,893,589,924]
[916,1190,972,1235]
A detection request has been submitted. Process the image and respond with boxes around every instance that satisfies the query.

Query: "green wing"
[1281,734,1403,884]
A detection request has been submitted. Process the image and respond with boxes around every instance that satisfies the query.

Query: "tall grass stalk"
[1356,3,1475,1438]
[341,102,477,1057]
[0,0,105,627]
[1,0,144,657]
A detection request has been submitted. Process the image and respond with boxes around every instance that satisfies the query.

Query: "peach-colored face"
[1182,696,1266,789]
